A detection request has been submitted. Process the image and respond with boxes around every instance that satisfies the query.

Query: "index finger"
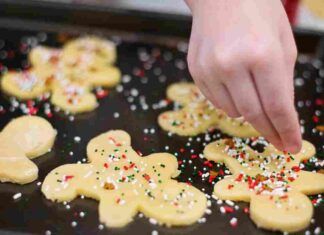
[252,50,301,153]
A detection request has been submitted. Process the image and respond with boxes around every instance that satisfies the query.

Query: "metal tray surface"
[0,27,323,235]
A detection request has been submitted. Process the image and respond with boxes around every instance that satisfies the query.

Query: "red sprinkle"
[64,175,74,181]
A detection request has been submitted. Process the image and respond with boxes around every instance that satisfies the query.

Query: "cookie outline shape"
[42,130,207,228]
[204,138,324,232]
[158,82,259,137]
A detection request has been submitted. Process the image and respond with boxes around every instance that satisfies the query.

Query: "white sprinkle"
[45,230,52,235]
[314,227,321,234]
[13,193,22,200]
[113,112,120,118]
[74,136,81,143]
[98,224,104,230]
[37,181,42,186]
[225,200,234,207]
[230,217,238,227]
[149,218,158,225]
[71,221,77,227]
[79,211,85,218]
[151,230,158,235]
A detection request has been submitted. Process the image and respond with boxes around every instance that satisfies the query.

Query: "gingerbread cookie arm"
[290,171,324,195]
[213,176,252,202]
[250,192,313,233]
[203,139,246,174]
[0,136,38,184]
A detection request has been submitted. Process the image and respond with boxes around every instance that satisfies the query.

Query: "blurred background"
[38,0,324,32]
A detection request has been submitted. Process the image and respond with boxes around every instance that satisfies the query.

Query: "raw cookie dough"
[42,130,207,228]
[1,69,49,100]
[158,82,259,137]
[62,65,121,88]
[29,46,61,68]
[51,79,98,114]
[204,138,324,233]
[0,136,38,184]
[62,36,117,66]
[1,115,57,158]
[0,115,56,184]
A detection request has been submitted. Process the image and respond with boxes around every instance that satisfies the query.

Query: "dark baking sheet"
[0,25,323,235]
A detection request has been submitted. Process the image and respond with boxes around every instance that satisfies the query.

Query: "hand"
[185,0,301,153]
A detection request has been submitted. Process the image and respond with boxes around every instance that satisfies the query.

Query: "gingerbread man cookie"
[0,116,56,184]
[42,130,207,228]
[1,36,121,114]
[158,82,259,137]
[204,138,324,232]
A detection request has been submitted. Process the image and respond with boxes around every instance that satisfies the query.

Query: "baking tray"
[0,2,323,235]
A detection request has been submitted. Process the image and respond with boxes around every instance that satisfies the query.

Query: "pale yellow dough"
[0,136,38,184]
[204,138,324,233]
[158,82,259,137]
[62,36,116,66]
[1,115,57,158]
[1,69,49,100]
[42,130,207,228]
[29,46,61,68]
[62,65,121,88]
[51,80,98,114]
[0,115,56,184]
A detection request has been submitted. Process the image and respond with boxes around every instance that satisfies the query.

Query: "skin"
[185,0,301,153]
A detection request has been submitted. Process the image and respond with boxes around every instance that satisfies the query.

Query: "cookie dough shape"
[1,115,57,158]
[29,46,61,68]
[158,82,259,137]
[204,138,324,233]
[62,65,121,88]
[62,36,116,66]
[51,79,98,114]
[1,69,49,100]
[0,116,56,184]
[42,130,207,228]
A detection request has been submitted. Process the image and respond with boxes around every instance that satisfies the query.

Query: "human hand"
[185,0,301,153]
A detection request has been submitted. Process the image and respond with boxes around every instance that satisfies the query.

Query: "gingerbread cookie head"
[42,130,207,228]
[51,78,98,114]
[0,116,56,184]
[204,138,324,232]
[158,82,259,137]
[61,36,117,67]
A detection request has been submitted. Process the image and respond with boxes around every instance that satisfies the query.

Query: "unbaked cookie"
[51,79,97,114]
[62,36,116,66]
[42,130,207,228]
[1,115,57,158]
[0,115,56,184]
[204,138,324,232]
[158,82,259,137]
[29,46,61,68]
[1,69,50,100]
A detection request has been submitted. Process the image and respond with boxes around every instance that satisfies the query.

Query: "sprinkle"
[98,224,104,230]
[229,217,238,227]
[151,230,158,235]
[71,221,77,227]
[74,136,81,143]
[13,193,22,200]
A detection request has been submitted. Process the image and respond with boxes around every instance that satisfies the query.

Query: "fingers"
[251,46,301,153]
[188,39,240,117]
[210,83,240,118]
[224,69,283,149]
